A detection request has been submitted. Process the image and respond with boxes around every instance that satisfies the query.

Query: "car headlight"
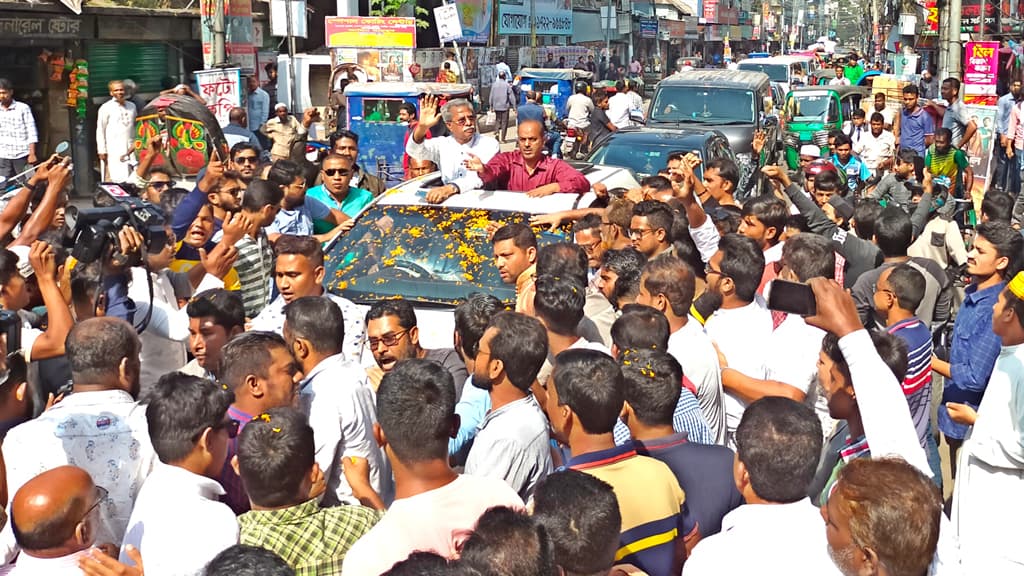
[812,130,830,146]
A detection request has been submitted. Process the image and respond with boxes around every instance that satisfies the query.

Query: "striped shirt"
[613,386,715,446]
[568,443,691,575]
[0,100,37,160]
[234,230,274,318]
[887,317,933,448]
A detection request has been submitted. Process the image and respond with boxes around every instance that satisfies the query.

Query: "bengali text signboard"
[325,16,416,49]
[964,41,999,105]
[195,68,242,128]
[498,0,572,36]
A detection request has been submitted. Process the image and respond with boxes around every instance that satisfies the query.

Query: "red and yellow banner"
[325,16,416,49]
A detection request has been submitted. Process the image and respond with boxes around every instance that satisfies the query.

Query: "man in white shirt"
[719,234,833,433]
[702,234,773,446]
[607,81,633,129]
[96,80,137,182]
[342,360,523,576]
[250,235,366,365]
[6,466,105,576]
[120,372,239,575]
[685,397,841,575]
[872,92,895,128]
[565,85,594,131]
[853,112,896,176]
[1,318,156,563]
[532,274,612,389]
[406,95,499,204]
[283,297,389,509]
[635,255,727,445]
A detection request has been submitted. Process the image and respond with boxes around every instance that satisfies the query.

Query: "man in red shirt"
[464,120,590,196]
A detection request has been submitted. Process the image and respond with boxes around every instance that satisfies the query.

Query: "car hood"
[710,124,755,155]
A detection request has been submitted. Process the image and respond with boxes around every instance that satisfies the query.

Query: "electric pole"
[213,0,226,66]
[945,0,962,78]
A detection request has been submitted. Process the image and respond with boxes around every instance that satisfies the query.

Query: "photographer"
[0,156,72,246]
[0,242,74,362]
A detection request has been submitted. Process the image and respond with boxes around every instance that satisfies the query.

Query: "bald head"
[11,466,95,553]
[229,107,247,125]
[517,120,546,162]
[66,317,140,391]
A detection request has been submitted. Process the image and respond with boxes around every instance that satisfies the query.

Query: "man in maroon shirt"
[464,120,590,197]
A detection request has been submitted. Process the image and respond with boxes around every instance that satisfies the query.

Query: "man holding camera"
[0,242,73,363]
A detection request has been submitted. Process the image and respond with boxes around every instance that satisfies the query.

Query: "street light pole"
[213,0,226,66]
[531,0,537,59]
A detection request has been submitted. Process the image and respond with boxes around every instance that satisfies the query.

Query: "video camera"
[63,184,168,264]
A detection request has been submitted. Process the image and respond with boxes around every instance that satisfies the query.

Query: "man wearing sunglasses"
[120,372,240,574]
[228,142,262,184]
[406,95,500,204]
[306,154,374,234]
[8,466,108,572]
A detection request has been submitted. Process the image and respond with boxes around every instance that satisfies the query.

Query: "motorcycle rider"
[565,81,594,159]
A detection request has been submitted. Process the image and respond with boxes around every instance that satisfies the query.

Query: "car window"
[786,91,839,123]
[589,142,703,179]
[325,205,564,306]
[737,63,789,83]
[650,87,756,124]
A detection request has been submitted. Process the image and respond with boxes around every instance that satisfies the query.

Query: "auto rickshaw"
[516,68,593,120]
[781,85,869,169]
[341,81,474,186]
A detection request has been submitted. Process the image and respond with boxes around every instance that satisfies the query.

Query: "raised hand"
[199,245,239,280]
[803,277,862,338]
[78,544,144,576]
[419,94,443,129]
[529,212,565,230]
[220,212,251,245]
[462,153,485,173]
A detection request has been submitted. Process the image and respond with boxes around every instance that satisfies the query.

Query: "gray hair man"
[406,95,500,204]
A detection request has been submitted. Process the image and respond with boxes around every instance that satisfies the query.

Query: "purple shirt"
[221,404,254,514]
[479,152,590,194]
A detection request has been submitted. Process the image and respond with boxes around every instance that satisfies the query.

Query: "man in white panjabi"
[950,270,1024,572]
[97,80,137,182]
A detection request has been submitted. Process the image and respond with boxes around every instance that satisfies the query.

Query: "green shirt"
[238,498,382,576]
[306,184,374,235]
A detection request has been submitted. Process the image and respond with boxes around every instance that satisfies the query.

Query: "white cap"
[274,102,287,110]
[799,144,821,158]
[7,245,33,279]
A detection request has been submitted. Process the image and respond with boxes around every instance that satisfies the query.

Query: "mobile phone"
[0,310,22,356]
[767,279,817,317]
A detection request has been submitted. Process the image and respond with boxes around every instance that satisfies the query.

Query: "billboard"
[964,41,999,105]
[457,0,492,43]
[325,16,416,49]
[498,0,572,36]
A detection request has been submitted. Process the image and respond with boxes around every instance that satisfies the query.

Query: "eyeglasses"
[78,485,108,524]
[221,187,244,197]
[705,263,724,276]
[450,115,476,126]
[578,240,602,253]
[214,418,241,439]
[628,228,654,239]
[149,181,172,190]
[369,329,409,349]
[234,156,259,164]
[323,168,351,177]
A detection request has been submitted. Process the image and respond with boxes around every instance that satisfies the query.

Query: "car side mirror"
[764,114,779,128]
[629,110,646,125]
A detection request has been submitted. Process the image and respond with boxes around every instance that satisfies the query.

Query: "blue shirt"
[996,92,1018,136]
[517,102,546,125]
[267,196,333,237]
[613,387,714,446]
[899,107,935,156]
[634,432,743,537]
[938,281,1005,439]
[832,154,872,194]
[247,87,270,132]
[222,123,263,152]
[450,377,490,464]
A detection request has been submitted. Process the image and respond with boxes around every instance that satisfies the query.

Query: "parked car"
[781,85,870,169]
[737,55,815,93]
[323,162,639,352]
[647,69,780,196]
[586,127,736,180]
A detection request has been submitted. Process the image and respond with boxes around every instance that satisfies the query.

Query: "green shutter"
[87,42,169,94]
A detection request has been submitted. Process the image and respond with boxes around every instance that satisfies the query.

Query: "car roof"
[790,85,870,97]
[597,127,726,146]
[658,69,771,89]
[376,163,637,214]
[343,82,474,97]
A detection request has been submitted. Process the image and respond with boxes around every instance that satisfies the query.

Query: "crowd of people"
[0,62,1022,576]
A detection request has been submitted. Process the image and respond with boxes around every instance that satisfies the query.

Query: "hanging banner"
[498,0,572,36]
[457,0,492,43]
[195,68,243,128]
[201,0,256,72]
[963,41,999,105]
[325,16,416,48]
[639,18,658,38]
[435,4,463,43]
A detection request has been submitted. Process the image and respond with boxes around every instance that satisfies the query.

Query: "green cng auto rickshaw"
[782,85,869,169]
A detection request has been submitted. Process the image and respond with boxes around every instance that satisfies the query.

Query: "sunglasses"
[323,168,351,177]
[234,156,259,164]
[149,181,172,189]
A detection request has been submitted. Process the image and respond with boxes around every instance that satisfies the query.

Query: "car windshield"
[650,87,755,124]
[324,204,565,306]
[738,62,788,82]
[786,92,839,123]
[589,143,703,179]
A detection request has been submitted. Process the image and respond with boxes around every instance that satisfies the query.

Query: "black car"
[587,127,736,181]
[647,69,780,195]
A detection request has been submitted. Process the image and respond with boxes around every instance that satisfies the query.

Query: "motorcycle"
[560,126,587,160]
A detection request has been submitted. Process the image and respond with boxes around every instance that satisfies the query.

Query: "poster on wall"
[326,16,416,49]
[380,50,405,81]
[964,104,996,207]
[963,41,999,105]
[194,68,243,128]
[201,0,255,72]
[458,0,492,43]
[498,0,572,36]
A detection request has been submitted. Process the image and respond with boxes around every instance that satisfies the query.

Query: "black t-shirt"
[590,108,613,144]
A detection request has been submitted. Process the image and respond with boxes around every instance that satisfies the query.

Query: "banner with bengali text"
[498,0,572,36]
[195,68,242,128]
[325,16,416,49]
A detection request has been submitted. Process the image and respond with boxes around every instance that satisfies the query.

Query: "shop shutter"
[87,42,169,94]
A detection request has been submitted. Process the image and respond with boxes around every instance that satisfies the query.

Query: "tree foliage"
[369,0,431,29]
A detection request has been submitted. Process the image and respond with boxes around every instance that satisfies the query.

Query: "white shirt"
[1,390,156,563]
[405,132,499,192]
[765,313,829,432]
[872,106,895,126]
[96,98,137,182]
[120,464,238,576]
[0,549,90,576]
[668,319,727,445]
[297,353,391,507]
[250,290,367,366]
[607,93,632,129]
[704,300,773,442]
[685,499,843,576]
[565,93,594,129]
[853,129,896,172]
